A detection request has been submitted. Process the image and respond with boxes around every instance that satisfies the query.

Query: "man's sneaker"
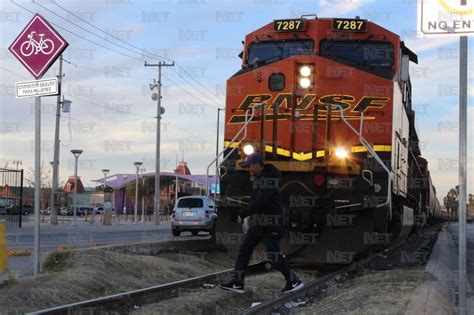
[281,280,304,293]
[219,280,244,294]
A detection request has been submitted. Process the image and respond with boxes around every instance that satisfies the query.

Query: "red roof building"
[64,176,85,193]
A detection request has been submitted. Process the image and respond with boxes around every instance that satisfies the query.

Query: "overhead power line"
[33,0,152,63]
[11,0,145,62]
[49,0,223,105]
[62,58,154,81]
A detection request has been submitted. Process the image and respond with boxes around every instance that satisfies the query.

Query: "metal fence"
[0,168,24,228]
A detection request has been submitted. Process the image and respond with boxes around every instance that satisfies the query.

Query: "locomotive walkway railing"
[330,104,392,219]
[205,103,262,197]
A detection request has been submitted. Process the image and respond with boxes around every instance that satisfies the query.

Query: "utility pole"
[51,55,63,225]
[144,61,174,225]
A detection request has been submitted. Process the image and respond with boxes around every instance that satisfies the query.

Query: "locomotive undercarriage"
[216,153,411,264]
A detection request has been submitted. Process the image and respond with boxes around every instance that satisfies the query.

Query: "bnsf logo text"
[229,93,390,123]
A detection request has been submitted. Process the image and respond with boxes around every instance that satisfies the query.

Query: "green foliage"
[43,251,74,272]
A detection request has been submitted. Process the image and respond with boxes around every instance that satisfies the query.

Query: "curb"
[7,249,32,257]
[405,226,456,314]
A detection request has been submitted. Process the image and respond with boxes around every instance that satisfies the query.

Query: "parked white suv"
[171,196,217,236]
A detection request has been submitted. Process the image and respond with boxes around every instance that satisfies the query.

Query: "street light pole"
[133,162,143,224]
[102,169,111,225]
[70,150,83,226]
[145,61,174,225]
[140,168,146,223]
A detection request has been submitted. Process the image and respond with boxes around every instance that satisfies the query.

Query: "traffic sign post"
[9,13,68,279]
[418,1,472,314]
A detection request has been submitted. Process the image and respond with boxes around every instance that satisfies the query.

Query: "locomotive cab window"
[269,73,285,91]
[247,40,314,68]
[319,40,394,78]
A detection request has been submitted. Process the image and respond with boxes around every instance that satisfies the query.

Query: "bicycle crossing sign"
[8,13,68,79]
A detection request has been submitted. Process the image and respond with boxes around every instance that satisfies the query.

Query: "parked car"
[6,204,33,215]
[0,206,6,215]
[95,207,104,214]
[59,207,73,216]
[22,205,34,215]
[171,196,217,236]
[76,207,93,216]
[40,207,51,215]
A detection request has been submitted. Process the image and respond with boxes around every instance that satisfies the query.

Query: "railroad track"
[239,224,443,315]
[239,253,375,315]
[29,225,441,314]
[28,262,265,315]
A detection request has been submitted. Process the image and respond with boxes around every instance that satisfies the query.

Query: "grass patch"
[0,273,17,288]
[42,251,74,272]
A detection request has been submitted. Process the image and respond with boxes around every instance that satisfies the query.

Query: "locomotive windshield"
[319,40,394,67]
[247,39,314,67]
[319,40,394,78]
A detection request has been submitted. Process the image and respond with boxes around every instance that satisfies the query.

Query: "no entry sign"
[8,13,68,79]
[418,0,474,36]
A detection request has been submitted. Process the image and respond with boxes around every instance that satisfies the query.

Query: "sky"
[0,0,473,201]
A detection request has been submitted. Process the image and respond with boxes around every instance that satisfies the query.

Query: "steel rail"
[30,263,264,314]
[239,234,414,315]
[239,254,374,315]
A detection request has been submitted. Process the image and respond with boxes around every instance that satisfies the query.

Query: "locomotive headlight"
[243,144,255,156]
[297,64,313,89]
[335,147,349,159]
[299,78,311,89]
[299,65,312,77]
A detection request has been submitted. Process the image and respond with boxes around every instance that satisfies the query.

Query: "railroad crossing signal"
[8,13,68,79]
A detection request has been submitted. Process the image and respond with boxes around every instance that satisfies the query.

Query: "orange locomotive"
[216,16,441,263]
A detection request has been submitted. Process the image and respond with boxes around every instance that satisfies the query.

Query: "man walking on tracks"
[219,153,303,294]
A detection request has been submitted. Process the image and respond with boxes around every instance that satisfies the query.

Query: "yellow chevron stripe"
[223,141,391,161]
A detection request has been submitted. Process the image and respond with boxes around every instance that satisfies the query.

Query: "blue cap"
[240,153,264,168]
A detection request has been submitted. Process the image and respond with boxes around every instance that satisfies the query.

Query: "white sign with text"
[16,78,58,98]
[418,0,474,36]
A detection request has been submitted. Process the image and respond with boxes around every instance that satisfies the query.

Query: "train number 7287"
[274,19,304,32]
[333,19,367,32]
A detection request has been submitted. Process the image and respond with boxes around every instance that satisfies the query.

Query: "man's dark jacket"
[239,164,284,232]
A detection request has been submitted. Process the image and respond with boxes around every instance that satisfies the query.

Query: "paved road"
[448,222,474,297]
[4,215,206,277]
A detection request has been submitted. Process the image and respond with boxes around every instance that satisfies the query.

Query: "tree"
[444,186,459,220]
[25,160,52,209]
[443,186,474,220]
[25,160,52,188]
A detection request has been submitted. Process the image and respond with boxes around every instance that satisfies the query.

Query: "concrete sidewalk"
[3,215,181,277]
[406,224,474,315]
[6,215,172,236]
